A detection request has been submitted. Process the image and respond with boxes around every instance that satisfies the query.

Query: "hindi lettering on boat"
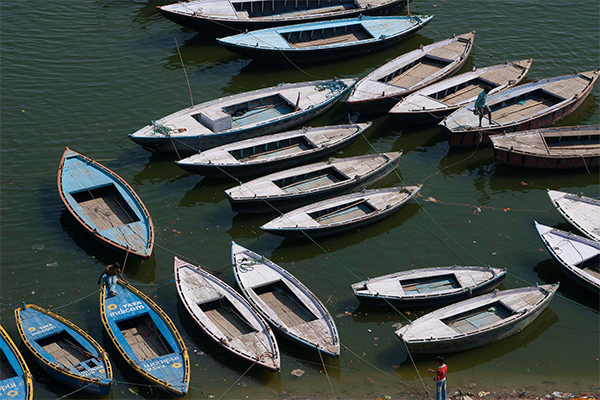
[224,152,402,213]
[176,123,371,178]
[0,325,33,400]
[129,78,356,155]
[261,185,421,238]
[217,16,432,64]
[174,257,280,371]
[232,242,339,356]
[347,31,475,115]
[389,59,532,123]
[441,70,600,147]
[547,190,600,242]
[14,305,112,396]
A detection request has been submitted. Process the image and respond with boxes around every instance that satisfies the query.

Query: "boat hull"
[390,107,455,124]
[443,84,595,148]
[493,148,600,169]
[0,326,33,400]
[158,0,407,34]
[226,155,401,213]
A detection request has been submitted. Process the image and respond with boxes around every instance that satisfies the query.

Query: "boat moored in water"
[224,152,402,213]
[176,123,371,178]
[129,78,356,155]
[396,284,558,353]
[547,190,600,242]
[352,265,506,307]
[174,257,280,371]
[217,15,433,64]
[347,31,475,115]
[232,242,340,356]
[0,325,33,400]
[440,70,600,147]
[58,147,154,259]
[15,304,112,396]
[261,185,421,238]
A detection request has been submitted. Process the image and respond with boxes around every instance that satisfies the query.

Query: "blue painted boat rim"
[0,325,33,400]
[14,304,112,387]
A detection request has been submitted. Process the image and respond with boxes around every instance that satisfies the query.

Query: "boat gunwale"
[99,280,190,396]
[57,147,154,258]
[173,258,280,371]
[231,243,339,356]
[0,325,33,400]
[548,190,600,242]
[14,304,112,387]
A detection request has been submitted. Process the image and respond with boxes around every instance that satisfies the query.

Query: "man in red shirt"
[428,356,447,400]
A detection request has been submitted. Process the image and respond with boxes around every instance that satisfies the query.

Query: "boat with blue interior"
[14,304,112,396]
[0,325,33,400]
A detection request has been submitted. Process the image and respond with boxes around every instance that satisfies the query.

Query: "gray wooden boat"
[261,185,421,238]
[231,242,339,356]
[535,223,600,293]
[491,126,600,169]
[225,152,401,213]
[395,284,558,353]
[129,78,356,155]
[352,265,506,307]
[176,123,371,178]
[441,70,600,147]
[174,257,280,371]
[548,190,600,242]
[347,32,475,115]
[157,0,408,34]
[389,59,532,123]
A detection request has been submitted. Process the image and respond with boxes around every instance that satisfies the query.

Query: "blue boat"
[217,15,433,64]
[0,325,33,400]
[14,304,112,396]
[100,280,189,396]
[58,147,154,258]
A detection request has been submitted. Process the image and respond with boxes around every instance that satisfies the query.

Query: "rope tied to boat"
[237,256,258,272]
[315,78,348,98]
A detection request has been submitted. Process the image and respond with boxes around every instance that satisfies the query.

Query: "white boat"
[548,190,600,242]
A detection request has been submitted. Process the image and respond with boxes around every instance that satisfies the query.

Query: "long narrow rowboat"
[535,223,600,293]
[58,147,154,258]
[547,190,600,242]
[0,326,33,400]
[225,152,402,213]
[352,265,506,307]
[440,70,600,147]
[396,284,558,353]
[491,126,600,169]
[14,304,112,396]
[176,123,371,178]
[389,59,532,123]
[174,257,280,371]
[217,16,433,64]
[129,78,356,155]
[261,185,421,238]
[100,280,189,396]
[232,242,339,356]
[157,0,407,34]
[347,32,475,115]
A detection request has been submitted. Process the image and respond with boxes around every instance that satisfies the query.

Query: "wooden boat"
[491,126,600,169]
[441,70,600,147]
[0,325,33,400]
[352,265,506,307]
[547,190,600,242]
[261,185,421,238]
[157,0,408,34]
[217,16,433,64]
[58,147,154,258]
[389,59,532,123]
[535,223,599,293]
[395,284,558,353]
[347,32,475,115]
[14,304,112,396]
[173,257,280,371]
[225,152,402,213]
[100,280,189,396]
[231,242,339,356]
[129,78,356,155]
[176,123,371,178]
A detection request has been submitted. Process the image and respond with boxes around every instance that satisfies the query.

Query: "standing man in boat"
[97,262,127,297]
[428,355,447,400]
[475,86,493,127]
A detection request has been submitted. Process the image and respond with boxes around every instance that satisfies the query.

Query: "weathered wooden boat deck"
[118,317,172,362]
[39,335,91,368]
[549,190,600,242]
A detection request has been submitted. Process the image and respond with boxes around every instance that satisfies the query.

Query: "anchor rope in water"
[217,361,256,400]
[318,348,337,400]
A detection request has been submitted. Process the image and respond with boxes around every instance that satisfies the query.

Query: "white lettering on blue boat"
[30,323,56,337]
[141,355,180,372]
[0,382,17,391]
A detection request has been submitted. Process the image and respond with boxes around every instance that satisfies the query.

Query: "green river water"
[1,0,599,398]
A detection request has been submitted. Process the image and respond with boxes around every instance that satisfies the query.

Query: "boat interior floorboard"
[441,84,485,104]
[254,281,317,327]
[36,332,91,369]
[71,184,139,230]
[199,298,256,340]
[443,301,512,334]
[388,59,447,88]
[117,315,173,361]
